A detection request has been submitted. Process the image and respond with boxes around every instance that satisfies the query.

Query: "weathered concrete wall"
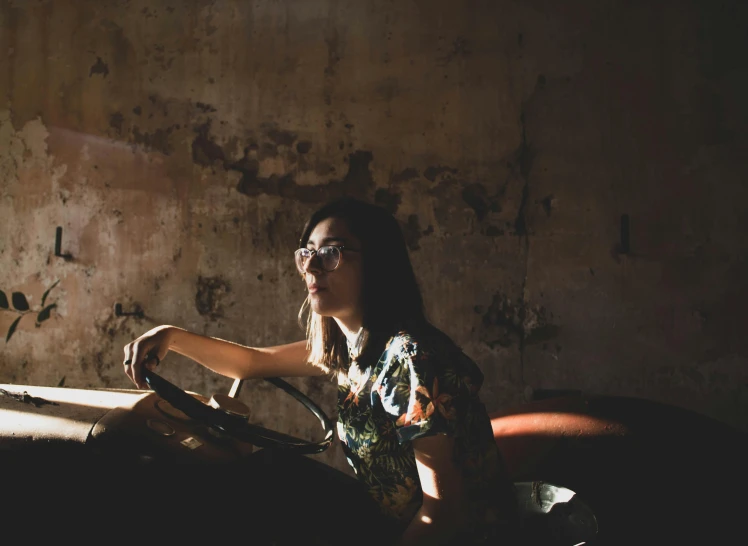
[1,0,746,473]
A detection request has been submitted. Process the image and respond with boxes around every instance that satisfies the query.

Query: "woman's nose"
[303,253,322,274]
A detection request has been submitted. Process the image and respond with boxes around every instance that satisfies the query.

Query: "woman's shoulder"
[380,325,486,392]
[383,324,463,360]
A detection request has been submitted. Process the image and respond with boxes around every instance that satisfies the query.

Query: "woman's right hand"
[123,325,175,389]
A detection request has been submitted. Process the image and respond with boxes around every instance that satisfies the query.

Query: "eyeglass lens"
[296,246,341,272]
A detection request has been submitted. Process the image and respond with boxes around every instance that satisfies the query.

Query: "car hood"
[0,384,146,447]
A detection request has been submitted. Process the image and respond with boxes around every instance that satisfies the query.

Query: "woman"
[124,198,518,545]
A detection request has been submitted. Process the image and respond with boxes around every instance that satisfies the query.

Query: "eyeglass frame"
[294,245,361,273]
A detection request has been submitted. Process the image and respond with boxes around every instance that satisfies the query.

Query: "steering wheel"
[143,368,334,455]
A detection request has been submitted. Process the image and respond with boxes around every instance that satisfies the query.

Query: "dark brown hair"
[297,197,426,373]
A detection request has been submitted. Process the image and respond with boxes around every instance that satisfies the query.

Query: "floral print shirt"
[336,329,516,542]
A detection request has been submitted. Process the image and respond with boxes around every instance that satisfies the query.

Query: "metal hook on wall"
[114,303,144,319]
[54,227,73,260]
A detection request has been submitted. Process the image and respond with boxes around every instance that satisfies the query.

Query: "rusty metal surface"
[0,384,145,446]
[89,390,254,464]
[490,395,633,481]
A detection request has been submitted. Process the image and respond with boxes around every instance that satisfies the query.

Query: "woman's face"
[302,216,364,328]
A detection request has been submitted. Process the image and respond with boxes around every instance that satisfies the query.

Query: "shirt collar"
[345,327,364,360]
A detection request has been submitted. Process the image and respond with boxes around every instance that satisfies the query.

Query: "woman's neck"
[334,318,363,346]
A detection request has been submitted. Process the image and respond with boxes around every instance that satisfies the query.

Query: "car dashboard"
[0,384,254,466]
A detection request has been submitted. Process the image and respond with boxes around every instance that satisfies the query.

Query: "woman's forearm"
[166,327,320,379]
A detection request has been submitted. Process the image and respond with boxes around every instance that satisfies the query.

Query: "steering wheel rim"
[144,369,334,454]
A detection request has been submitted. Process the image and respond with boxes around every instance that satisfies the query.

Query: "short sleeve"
[373,335,470,444]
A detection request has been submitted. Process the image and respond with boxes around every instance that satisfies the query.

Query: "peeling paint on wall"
[195,276,232,319]
[476,293,558,350]
[89,57,110,78]
[0,1,747,469]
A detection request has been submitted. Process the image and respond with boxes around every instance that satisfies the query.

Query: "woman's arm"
[124,325,323,389]
[395,434,468,546]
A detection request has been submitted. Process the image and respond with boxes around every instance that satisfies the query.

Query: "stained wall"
[1,0,746,473]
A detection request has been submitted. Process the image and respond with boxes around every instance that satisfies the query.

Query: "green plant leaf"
[0,291,8,309]
[36,303,57,324]
[41,280,60,307]
[11,292,29,311]
[6,316,22,342]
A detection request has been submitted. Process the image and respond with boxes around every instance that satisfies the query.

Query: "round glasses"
[294,245,360,274]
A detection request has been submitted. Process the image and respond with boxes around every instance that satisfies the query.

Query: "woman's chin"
[310,298,334,316]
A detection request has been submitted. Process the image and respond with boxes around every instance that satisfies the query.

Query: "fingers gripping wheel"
[143,369,334,454]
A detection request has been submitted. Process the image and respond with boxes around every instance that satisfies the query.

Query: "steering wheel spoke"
[144,369,334,455]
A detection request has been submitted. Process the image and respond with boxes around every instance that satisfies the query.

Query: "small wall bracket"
[114,303,144,319]
[54,226,73,260]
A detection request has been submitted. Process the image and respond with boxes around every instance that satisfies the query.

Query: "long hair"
[297,198,426,374]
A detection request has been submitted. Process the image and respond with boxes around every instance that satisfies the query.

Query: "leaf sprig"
[1,280,60,342]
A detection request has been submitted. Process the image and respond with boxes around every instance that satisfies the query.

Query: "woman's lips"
[308,284,326,294]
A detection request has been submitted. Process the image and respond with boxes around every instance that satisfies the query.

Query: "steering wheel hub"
[209,393,251,419]
[144,369,334,454]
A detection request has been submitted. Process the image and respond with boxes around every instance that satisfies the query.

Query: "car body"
[1,378,745,545]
